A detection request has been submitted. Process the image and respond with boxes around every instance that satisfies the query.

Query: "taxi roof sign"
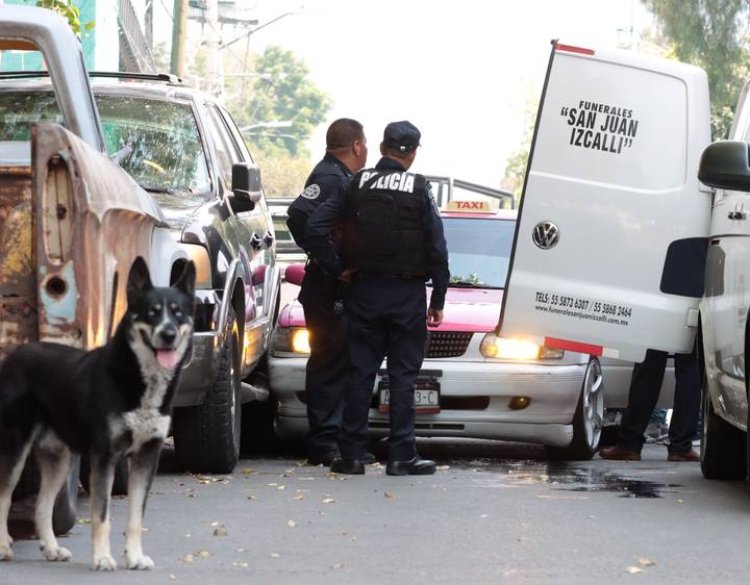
[446,200,496,212]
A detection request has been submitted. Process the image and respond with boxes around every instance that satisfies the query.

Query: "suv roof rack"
[0,71,183,84]
[89,71,183,84]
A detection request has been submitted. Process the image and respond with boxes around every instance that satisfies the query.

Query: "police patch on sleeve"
[302,184,321,200]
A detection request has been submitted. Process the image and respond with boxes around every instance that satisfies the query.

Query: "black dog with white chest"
[0,257,195,570]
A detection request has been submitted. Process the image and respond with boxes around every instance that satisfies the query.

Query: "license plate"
[378,380,440,414]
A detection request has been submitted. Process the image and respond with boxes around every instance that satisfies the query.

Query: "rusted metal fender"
[31,123,166,350]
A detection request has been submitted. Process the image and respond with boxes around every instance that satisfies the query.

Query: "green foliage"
[31,0,94,36]
[501,86,539,201]
[642,0,750,138]
[225,45,331,159]
[253,149,312,198]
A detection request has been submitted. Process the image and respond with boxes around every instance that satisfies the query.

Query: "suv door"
[204,103,277,371]
[499,41,712,363]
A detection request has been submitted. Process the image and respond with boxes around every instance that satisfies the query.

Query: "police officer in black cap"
[306,121,450,476]
[286,118,368,465]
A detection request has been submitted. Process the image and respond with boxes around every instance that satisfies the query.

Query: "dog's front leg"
[124,440,162,570]
[89,454,117,571]
[35,441,73,562]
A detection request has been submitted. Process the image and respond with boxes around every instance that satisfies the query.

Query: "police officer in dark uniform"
[306,121,449,476]
[286,118,368,465]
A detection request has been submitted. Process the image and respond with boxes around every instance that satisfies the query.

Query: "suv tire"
[701,377,746,479]
[52,456,80,536]
[173,308,242,473]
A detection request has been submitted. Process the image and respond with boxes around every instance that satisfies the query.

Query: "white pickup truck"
[500,41,750,480]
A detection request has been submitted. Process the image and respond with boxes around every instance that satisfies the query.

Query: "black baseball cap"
[383,121,421,153]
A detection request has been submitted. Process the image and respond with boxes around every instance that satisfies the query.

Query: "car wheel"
[79,456,128,496]
[700,373,746,479]
[52,456,80,536]
[545,357,604,461]
[173,308,242,473]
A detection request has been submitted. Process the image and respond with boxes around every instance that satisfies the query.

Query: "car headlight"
[178,243,212,289]
[479,333,564,360]
[272,327,311,354]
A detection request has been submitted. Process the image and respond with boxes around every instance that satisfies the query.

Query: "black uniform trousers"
[618,348,701,454]
[339,275,427,462]
[299,262,349,454]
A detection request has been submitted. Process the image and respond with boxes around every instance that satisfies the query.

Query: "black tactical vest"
[342,169,428,276]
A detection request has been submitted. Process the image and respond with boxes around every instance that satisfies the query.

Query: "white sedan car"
[268,201,674,459]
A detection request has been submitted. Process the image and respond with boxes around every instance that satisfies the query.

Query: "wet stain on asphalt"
[545,462,681,498]
[453,458,681,498]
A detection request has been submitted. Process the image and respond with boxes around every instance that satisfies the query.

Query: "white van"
[500,41,750,480]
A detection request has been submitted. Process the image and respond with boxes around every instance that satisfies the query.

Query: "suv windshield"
[0,90,210,194]
[443,216,515,288]
[96,96,210,194]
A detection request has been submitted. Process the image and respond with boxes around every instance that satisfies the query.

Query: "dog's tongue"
[156,349,180,369]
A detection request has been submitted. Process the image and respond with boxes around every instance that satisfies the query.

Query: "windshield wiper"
[140,184,176,194]
[448,281,502,289]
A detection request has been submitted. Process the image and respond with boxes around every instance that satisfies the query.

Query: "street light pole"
[240,120,293,133]
[205,0,222,96]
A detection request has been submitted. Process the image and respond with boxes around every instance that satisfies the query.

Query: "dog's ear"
[127,257,153,304]
[175,261,196,299]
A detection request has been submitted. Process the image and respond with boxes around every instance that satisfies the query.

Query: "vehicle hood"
[150,191,215,233]
[278,286,503,332]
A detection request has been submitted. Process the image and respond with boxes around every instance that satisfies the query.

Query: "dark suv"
[90,73,281,472]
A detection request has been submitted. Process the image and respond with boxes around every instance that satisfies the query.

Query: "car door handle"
[263,230,274,247]
[728,211,747,220]
[250,233,263,250]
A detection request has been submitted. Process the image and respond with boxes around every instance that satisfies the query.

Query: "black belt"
[356,271,425,281]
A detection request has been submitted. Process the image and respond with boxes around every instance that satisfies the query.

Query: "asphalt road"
[4,439,750,585]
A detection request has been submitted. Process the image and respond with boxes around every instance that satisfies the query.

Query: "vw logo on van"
[532,221,559,250]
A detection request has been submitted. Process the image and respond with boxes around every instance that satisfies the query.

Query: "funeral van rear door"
[498,41,712,363]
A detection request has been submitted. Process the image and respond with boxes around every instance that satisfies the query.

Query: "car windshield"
[0,90,210,194]
[442,216,515,288]
[96,96,210,194]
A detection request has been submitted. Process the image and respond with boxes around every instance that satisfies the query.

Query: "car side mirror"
[232,163,263,206]
[698,141,750,191]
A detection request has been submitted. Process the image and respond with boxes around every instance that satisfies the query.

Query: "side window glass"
[219,106,254,162]
[205,104,242,188]
[218,107,268,213]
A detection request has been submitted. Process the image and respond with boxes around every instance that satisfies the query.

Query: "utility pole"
[170,0,188,77]
[145,0,153,52]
